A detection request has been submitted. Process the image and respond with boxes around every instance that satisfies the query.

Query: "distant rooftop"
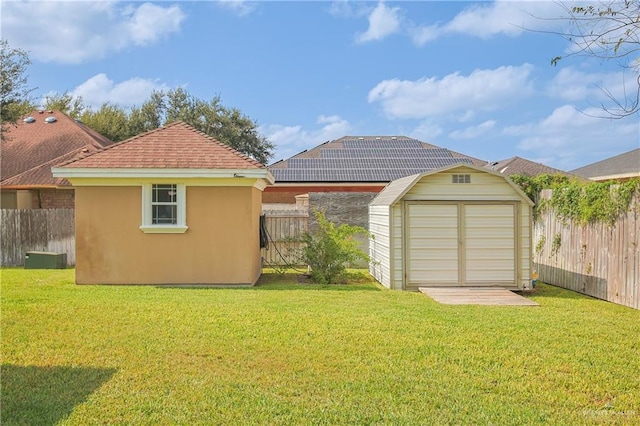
[571,148,640,181]
[1,110,114,188]
[269,136,486,183]
[485,156,574,178]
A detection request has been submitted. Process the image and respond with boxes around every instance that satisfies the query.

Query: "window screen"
[151,184,178,224]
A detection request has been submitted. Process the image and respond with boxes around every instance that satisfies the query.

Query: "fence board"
[533,194,639,309]
[261,214,308,266]
[1,209,75,266]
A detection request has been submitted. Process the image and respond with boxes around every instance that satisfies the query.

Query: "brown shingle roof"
[60,121,266,170]
[571,148,640,180]
[1,110,114,186]
[485,156,574,177]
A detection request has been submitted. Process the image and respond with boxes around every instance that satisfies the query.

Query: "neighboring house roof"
[55,121,274,182]
[1,110,114,188]
[485,156,573,177]
[269,136,487,183]
[571,148,640,181]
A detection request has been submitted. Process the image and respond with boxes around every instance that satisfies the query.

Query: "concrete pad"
[419,287,539,306]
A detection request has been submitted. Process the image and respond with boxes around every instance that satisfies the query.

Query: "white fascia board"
[52,167,273,181]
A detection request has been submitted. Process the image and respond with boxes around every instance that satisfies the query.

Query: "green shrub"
[511,174,640,224]
[300,210,371,284]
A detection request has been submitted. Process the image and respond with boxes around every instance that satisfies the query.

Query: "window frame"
[140,183,188,234]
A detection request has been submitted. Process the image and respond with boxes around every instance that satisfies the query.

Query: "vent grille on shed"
[452,174,471,183]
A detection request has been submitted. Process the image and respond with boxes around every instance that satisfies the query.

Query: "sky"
[2,0,639,170]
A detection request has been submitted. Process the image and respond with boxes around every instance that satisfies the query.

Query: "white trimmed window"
[140,184,188,233]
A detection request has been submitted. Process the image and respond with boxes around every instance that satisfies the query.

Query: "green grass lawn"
[2,269,639,425]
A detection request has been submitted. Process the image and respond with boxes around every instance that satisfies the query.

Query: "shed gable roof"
[269,136,486,183]
[58,121,266,170]
[1,110,114,187]
[370,163,534,207]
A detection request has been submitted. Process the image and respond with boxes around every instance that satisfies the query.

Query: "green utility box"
[24,251,67,269]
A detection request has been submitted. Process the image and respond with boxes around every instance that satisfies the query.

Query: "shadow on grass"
[1,364,116,426]
[154,272,383,291]
[254,272,382,291]
[529,283,599,300]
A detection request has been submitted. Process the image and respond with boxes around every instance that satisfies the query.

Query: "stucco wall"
[74,185,263,285]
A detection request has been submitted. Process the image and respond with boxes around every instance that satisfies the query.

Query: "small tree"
[300,210,371,284]
[1,39,36,131]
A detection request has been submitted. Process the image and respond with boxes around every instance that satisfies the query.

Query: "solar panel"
[342,139,423,149]
[321,148,454,159]
[272,157,473,182]
[287,157,467,169]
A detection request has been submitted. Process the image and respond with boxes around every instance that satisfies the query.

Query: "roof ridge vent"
[23,116,36,123]
[45,116,57,124]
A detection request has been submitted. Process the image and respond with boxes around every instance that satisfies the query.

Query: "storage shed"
[369,163,534,291]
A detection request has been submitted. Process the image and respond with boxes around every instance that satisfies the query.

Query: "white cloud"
[356,2,401,43]
[68,74,171,109]
[408,120,444,143]
[548,67,640,116]
[408,24,440,46]
[368,64,535,119]
[261,115,351,162]
[2,1,185,64]
[125,3,184,45]
[505,105,639,169]
[343,1,565,46]
[449,120,497,139]
[329,0,368,18]
[216,0,258,17]
[443,1,562,39]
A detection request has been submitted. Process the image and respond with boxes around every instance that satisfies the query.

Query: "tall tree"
[127,88,274,164]
[43,92,86,118]
[80,103,130,142]
[550,0,640,118]
[128,91,165,137]
[0,39,36,131]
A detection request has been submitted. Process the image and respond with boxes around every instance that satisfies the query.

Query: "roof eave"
[52,167,274,183]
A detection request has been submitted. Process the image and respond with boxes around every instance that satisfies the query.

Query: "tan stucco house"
[53,121,274,285]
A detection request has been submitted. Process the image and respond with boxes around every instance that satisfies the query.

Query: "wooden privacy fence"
[533,194,639,309]
[261,212,308,266]
[1,209,75,267]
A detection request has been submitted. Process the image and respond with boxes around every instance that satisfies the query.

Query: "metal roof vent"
[23,116,36,123]
[45,116,57,124]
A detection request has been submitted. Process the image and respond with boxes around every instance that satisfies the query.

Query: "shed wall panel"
[407,204,459,286]
[391,204,403,289]
[369,205,391,288]
[465,204,515,284]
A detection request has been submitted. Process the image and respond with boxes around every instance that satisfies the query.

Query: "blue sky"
[3,0,638,170]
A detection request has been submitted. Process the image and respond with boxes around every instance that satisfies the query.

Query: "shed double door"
[405,202,517,288]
